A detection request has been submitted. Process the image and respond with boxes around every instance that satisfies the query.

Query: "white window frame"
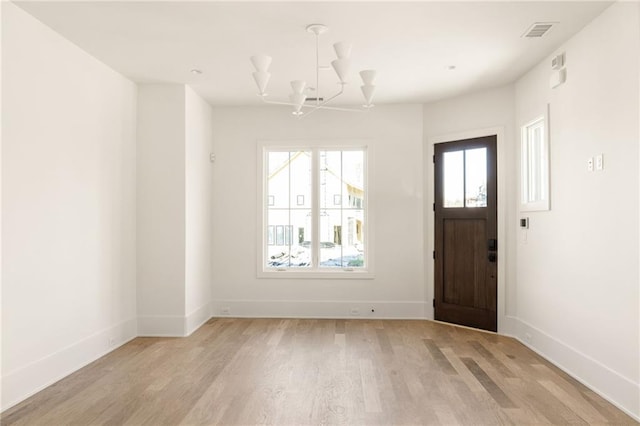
[520,105,550,212]
[257,140,374,279]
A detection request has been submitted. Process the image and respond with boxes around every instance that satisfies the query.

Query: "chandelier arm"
[299,104,365,120]
[258,96,324,109]
[258,82,345,110]
[257,95,297,107]
[257,83,367,116]
[298,85,346,118]
[313,105,367,112]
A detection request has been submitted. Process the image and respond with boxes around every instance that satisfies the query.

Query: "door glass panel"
[465,148,487,207]
[443,151,464,208]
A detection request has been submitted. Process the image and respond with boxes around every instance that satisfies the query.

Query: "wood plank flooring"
[2,318,637,425]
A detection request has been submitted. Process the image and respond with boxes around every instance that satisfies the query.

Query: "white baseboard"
[137,305,213,337]
[504,315,639,422]
[210,299,427,320]
[185,304,212,336]
[137,315,186,337]
[1,318,137,412]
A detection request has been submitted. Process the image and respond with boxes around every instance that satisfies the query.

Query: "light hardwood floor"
[2,318,637,425]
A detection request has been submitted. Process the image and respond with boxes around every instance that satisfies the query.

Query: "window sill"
[258,269,375,280]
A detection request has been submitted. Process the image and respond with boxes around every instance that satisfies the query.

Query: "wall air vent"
[522,22,556,38]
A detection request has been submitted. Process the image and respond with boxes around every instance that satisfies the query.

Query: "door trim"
[426,127,507,333]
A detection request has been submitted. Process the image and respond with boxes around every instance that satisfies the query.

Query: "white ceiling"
[15,1,611,106]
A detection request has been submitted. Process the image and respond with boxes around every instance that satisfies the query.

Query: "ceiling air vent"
[522,22,556,38]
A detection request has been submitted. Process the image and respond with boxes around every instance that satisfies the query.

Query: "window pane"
[267,152,290,209]
[465,148,487,207]
[319,210,343,267]
[343,150,365,209]
[521,117,548,210]
[319,149,365,268]
[267,151,311,209]
[266,150,312,269]
[266,209,311,268]
[527,124,544,203]
[290,152,311,208]
[319,209,365,268]
[320,151,343,209]
[343,210,364,267]
[443,151,464,208]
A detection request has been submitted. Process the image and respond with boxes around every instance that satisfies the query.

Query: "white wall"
[1,2,137,410]
[184,86,214,334]
[137,84,214,336]
[422,85,518,326]
[514,3,639,419]
[210,105,425,318]
[1,0,5,409]
[136,84,186,335]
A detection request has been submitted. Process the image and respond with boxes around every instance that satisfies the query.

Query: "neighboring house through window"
[258,141,371,278]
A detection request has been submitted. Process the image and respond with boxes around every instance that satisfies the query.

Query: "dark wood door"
[434,136,497,332]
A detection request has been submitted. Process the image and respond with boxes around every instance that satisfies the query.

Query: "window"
[443,147,487,208]
[258,141,371,278]
[520,106,550,211]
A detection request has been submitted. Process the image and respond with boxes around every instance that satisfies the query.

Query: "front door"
[434,136,497,332]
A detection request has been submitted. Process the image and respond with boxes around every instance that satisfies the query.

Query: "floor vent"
[522,22,556,38]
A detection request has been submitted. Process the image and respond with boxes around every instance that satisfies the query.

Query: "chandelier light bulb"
[250,54,272,72]
[359,70,377,86]
[290,80,307,94]
[333,42,352,59]
[253,71,271,95]
[361,84,376,106]
[331,58,351,83]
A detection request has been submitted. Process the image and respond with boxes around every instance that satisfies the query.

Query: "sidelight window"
[520,106,550,211]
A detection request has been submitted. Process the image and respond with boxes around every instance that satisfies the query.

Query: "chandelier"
[250,24,377,118]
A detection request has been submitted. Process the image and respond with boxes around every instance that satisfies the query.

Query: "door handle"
[488,252,497,262]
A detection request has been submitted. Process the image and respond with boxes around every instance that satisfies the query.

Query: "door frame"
[426,127,507,333]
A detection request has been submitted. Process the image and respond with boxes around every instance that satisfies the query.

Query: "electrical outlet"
[595,154,604,171]
[370,307,376,315]
[221,307,230,315]
[587,157,594,172]
[350,308,360,316]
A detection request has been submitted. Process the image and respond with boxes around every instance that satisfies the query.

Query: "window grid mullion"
[287,151,291,268]
[463,150,467,208]
[312,148,319,269]
[339,150,344,267]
